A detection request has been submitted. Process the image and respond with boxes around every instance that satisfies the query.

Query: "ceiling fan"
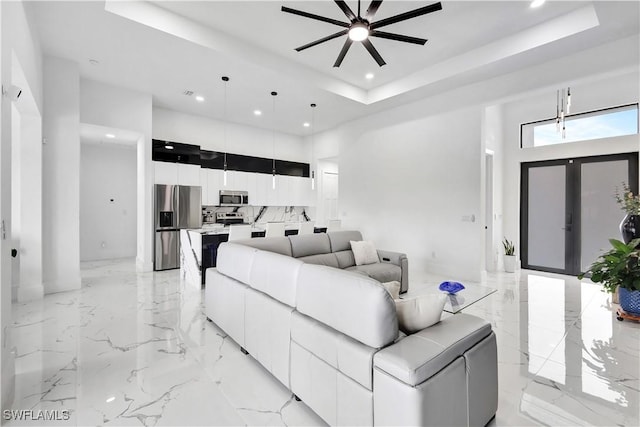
[281,0,443,67]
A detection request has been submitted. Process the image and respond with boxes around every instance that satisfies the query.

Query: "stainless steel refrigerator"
[154,184,202,270]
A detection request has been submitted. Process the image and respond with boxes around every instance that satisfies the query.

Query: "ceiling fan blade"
[295,30,349,52]
[281,6,350,28]
[365,1,383,21]
[370,2,442,30]
[333,38,354,67]
[362,39,386,66]
[370,30,427,45]
[334,1,357,21]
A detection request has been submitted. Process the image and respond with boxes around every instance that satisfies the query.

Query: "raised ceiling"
[30,1,640,136]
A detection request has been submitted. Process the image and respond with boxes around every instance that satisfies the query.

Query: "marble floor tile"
[5,260,639,426]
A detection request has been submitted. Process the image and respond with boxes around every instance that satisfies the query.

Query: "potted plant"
[579,238,640,315]
[615,182,640,244]
[503,238,516,273]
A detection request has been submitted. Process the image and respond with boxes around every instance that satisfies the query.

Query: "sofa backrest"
[233,236,292,257]
[218,242,301,307]
[289,233,331,257]
[296,263,398,349]
[327,230,363,252]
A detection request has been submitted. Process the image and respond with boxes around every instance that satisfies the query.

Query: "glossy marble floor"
[5,259,639,426]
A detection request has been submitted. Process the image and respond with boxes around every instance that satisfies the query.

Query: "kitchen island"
[180,224,327,287]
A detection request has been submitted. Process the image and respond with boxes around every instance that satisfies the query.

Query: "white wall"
[338,107,483,282]
[1,0,44,409]
[500,70,640,262]
[153,107,308,162]
[80,143,137,261]
[80,79,153,272]
[42,56,81,294]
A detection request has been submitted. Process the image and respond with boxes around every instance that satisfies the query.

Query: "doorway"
[521,152,638,275]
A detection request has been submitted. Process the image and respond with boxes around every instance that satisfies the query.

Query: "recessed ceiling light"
[303,122,310,127]
[254,110,262,116]
[365,73,374,80]
[105,133,115,139]
[530,0,545,8]
[106,396,115,403]
[195,95,205,102]
[165,144,174,150]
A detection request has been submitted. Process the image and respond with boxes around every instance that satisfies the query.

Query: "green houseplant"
[503,238,516,273]
[579,238,640,314]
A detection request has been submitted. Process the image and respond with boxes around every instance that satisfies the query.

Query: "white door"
[322,172,339,225]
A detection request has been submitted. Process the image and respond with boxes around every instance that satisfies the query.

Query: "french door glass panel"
[528,165,566,270]
[580,160,629,271]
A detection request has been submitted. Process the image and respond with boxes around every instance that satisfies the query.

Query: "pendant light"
[222,76,229,186]
[554,86,572,139]
[271,91,278,189]
[310,103,317,190]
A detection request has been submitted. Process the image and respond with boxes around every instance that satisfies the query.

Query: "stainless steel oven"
[219,190,249,206]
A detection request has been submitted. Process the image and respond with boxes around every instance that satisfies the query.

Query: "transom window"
[521,103,639,148]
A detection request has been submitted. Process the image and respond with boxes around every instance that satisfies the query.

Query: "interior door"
[522,161,569,273]
[521,153,638,275]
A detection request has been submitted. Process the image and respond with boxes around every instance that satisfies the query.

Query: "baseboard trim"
[136,259,153,273]
[45,276,81,294]
[17,283,45,302]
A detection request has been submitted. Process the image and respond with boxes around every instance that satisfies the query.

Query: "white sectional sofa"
[205,233,498,426]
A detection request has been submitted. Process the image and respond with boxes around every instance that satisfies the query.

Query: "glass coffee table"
[401,282,497,314]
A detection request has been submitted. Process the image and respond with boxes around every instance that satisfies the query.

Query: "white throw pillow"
[350,240,379,266]
[395,293,447,334]
[381,281,401,299]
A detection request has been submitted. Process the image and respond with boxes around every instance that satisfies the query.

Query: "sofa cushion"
[297,264,398,348]
[232,236,292,257]
[327,230,363,252]
[298,253,340,268]
[395,293,447,334]
[289,233,331,258]
[346,262,402,284]
[381,281,401,299]
[334,250,356,269]
[249,250,302,307]
[350,240,380,266]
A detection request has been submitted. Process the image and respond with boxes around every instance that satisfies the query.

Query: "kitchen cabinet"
[207,169,223,205]
[177,164,201,186]
[200,169,209,205]
[154,161,178,184]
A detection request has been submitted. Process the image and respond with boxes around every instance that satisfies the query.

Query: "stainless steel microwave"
[219,190,249,206]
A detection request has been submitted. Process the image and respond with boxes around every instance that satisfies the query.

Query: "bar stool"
[298,222,315,235]
[265,222,286,238]
[228,224,252,241]
[327,219,342,232]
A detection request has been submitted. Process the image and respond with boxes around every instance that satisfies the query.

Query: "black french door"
[521,152,638,275]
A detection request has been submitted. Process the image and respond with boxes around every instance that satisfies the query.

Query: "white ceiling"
[30,1,640,136]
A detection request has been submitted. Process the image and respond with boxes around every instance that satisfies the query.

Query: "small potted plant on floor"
[579,238,640,315]
[503,238,516,273]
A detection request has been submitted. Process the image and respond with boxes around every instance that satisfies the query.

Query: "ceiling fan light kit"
[282,0,443,67]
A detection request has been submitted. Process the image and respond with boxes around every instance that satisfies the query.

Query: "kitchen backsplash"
[203,205,314,224]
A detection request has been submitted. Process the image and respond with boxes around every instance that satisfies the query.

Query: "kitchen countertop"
[188,223,309,235]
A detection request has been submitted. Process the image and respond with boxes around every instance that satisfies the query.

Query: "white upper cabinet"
[233,171,249,192]
[177,164,201,186]
[154,161,178,184]
[208,169,223,205]
[200,169,209,205]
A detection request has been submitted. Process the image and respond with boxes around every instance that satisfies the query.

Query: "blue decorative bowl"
[439,281,465,294]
